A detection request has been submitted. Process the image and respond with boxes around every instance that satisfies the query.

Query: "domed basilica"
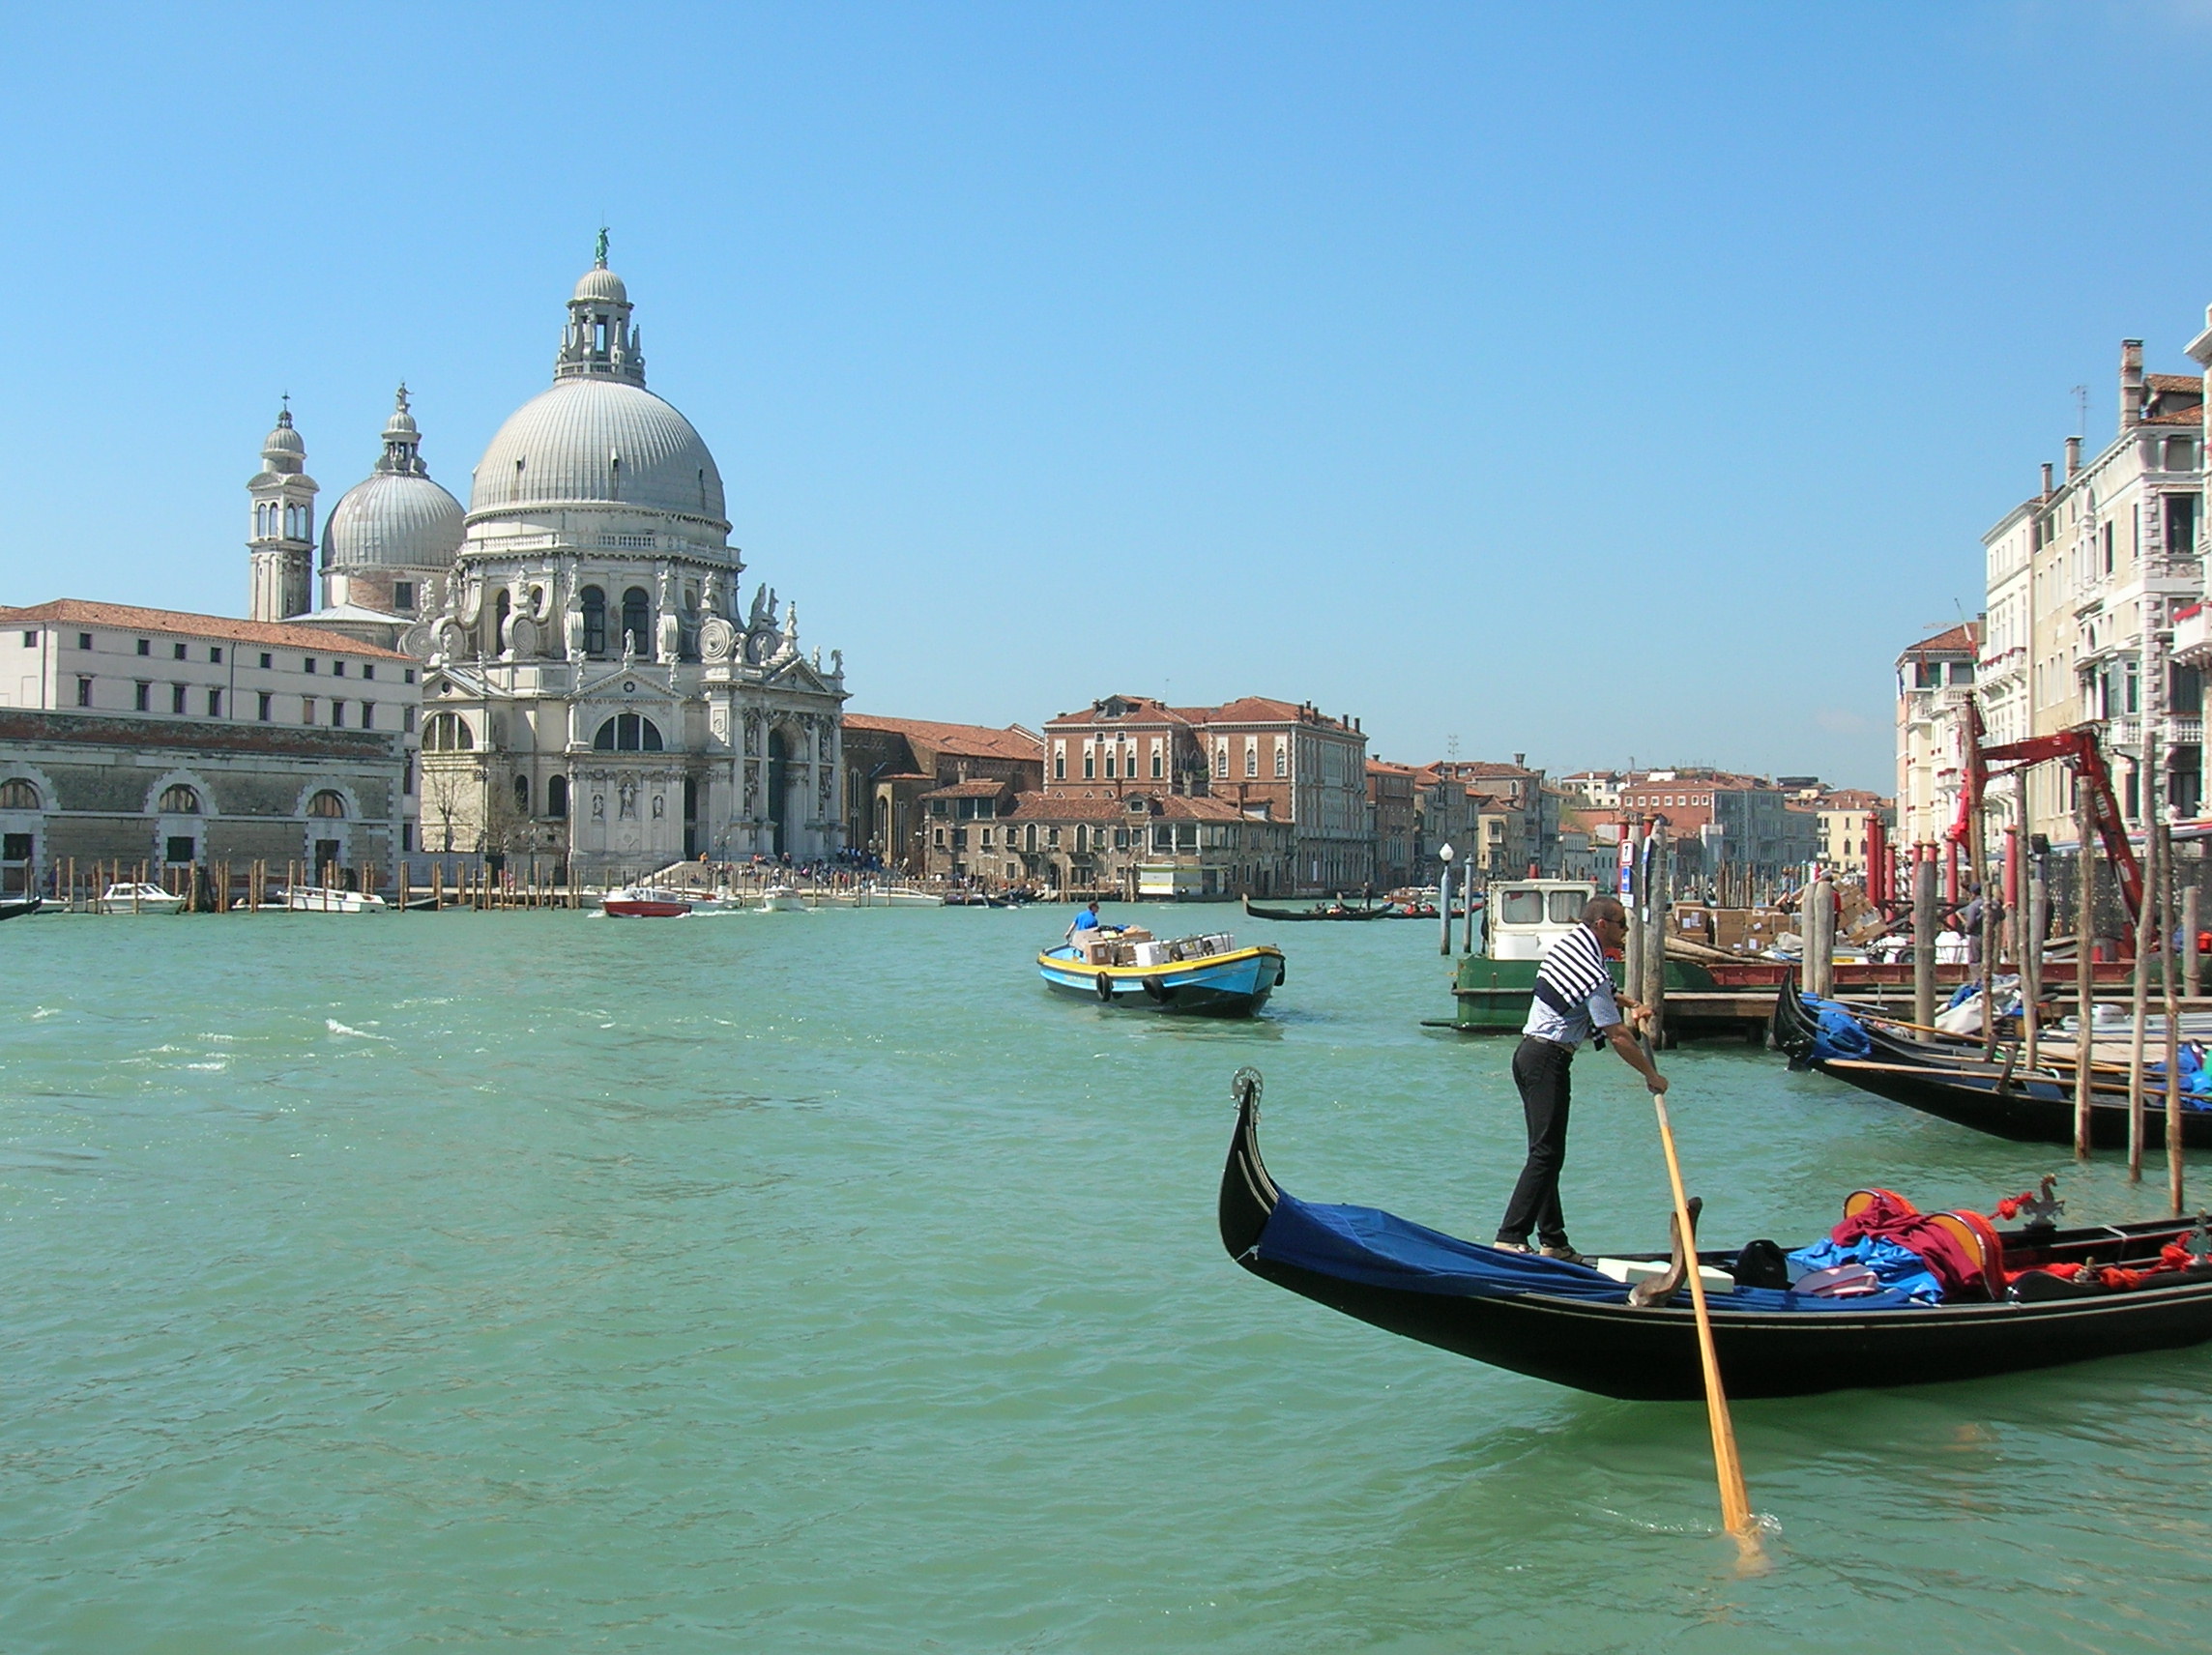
[249,239,849,872]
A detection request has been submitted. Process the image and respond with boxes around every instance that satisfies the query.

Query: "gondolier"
[1495,895,1666,1262]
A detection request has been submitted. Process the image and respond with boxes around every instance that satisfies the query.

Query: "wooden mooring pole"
[1912,845,1937,1039]
[2075,784,2096,1163]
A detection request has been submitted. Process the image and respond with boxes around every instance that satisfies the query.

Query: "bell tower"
[247,398,319,621]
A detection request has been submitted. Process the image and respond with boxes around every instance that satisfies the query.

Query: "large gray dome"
[324,470,465,569]
[467,376,727,524]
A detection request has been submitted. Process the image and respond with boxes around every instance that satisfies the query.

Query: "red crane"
[1966,711,2144,929]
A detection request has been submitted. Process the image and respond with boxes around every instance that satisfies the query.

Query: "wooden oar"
[1651,1091,1762,1559]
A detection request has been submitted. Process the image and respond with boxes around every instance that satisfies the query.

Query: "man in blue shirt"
[1495,895,1666,1263]
[1066,901,1104,944]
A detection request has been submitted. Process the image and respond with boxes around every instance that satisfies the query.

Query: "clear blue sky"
[7,3,2212,791]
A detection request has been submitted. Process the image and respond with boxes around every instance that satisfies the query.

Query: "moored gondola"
[1772,972,2212,1147]
[1217,1070,2212,1399]
[1813,1057,2212,1148]
[1240,896,1391,921]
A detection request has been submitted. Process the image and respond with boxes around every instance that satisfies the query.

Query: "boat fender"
[1142,975,1170,1003]
[1274,961,1286,987]
[1094,972,1115,1002]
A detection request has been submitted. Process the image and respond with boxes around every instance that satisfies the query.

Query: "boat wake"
[325,1019,394,1042]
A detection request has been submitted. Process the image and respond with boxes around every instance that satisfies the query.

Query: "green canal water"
[5,908,2212,1652]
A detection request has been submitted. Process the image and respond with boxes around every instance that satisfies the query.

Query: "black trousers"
[1498,1036,1574,1246]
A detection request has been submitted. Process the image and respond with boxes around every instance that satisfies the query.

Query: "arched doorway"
[767,727,792,857]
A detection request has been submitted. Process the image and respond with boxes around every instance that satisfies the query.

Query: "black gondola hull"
[1218,1088,2212,1399]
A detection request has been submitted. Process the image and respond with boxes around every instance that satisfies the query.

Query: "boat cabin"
[1485,879,1597,961]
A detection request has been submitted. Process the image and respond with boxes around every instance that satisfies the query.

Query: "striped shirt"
[1521,922,1623,1047]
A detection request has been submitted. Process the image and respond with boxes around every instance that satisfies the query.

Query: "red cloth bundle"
[1831,1192,1983,1300]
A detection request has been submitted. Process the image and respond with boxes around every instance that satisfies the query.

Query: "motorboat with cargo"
[1038,922,1284,1016]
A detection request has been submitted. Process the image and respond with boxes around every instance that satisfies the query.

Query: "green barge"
[1435,878,1737,1036]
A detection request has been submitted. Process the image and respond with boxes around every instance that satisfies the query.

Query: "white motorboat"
[847,884,944,908]
[96,882,188,915]
[757,886,810,913]
[233,886,390,914]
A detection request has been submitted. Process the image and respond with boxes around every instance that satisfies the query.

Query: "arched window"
[494,589,512,651]
[0,779,39,810]
[622,588,650,654]
[423,712,475,751]
[307,790,347,819]
[158,784,201,813]
[547,775,569,819]
[593,714,664,752]
[513,773,530,814]
[580,586,607,654]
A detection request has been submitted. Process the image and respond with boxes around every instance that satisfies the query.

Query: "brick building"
[1430,757,1557,877]
[1615,769,1819,875]
[1366,760,1417,889]
[1043,693,1372,894]
[917,776,1292,897]
[839,714,1044,870]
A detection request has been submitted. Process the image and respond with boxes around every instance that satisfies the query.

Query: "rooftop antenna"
[1446,733,1461,761]
[2072,384,2088,435]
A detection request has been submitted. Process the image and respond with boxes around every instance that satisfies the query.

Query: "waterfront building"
[263,242,850,873]
[838,714,1044,869]
[1895,623,1981,847]
[1557,769,1623,811]
[1615,768,1820,875]
[1977,338,2204,845]
[1041,694,1371,894]
[0,600,417,888]
[1409,766,1478,883]
[917,775,1291,897]
[1429,757,1557,877]
[1365,760,1416,889]
[1811,787,1889,879]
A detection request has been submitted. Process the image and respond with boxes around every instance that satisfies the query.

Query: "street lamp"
[1438,843,1455,955]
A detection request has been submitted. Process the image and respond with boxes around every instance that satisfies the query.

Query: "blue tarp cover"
[1802,995,1873,1063]
[1786,1235,1943,1305]
[1251,1193,1927,1313]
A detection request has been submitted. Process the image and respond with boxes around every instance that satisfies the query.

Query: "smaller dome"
[573,266,627,305]
[323,471,465,571]
[261,404,305,472]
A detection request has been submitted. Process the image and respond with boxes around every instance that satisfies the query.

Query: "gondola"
[1771,970,1993,1069]
[1216,1070,2212,1398]
[1241,896,1391,921]
[0,895,44,922]
[1772,974,2212,1147]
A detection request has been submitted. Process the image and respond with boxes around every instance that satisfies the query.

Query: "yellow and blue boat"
[1037,928,1285,1016]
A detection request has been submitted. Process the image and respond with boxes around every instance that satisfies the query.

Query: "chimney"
[1513,752,1526,769]
[2041,461,2054,496]
[2121,338,2145,429]
[2065,435,2082,479]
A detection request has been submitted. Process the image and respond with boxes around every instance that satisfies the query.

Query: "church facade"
[255,241,849,874]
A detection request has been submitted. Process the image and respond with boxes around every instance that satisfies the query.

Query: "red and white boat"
[601,884,694,918]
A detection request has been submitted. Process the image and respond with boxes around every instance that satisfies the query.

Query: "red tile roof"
[3,599,413,659]
[919,778,1013,799]
[841,713,1044,763]
[2145,373,2200,393]
[1897,621,1979,659]
[1047,695,1190,729]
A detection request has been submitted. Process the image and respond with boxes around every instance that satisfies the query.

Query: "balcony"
[2101,715,2203,750]
[2174,603,2212,665]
